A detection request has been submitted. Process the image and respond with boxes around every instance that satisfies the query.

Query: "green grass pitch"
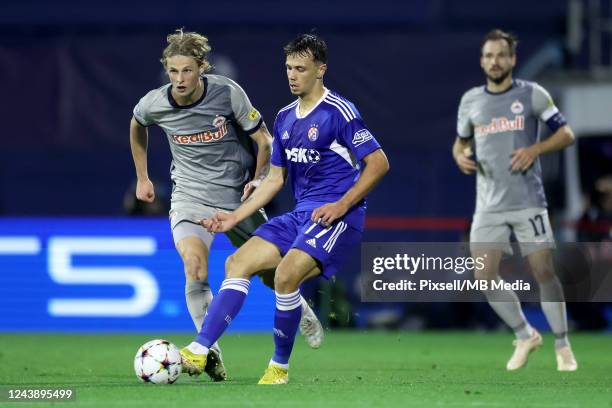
[0,332,610,407]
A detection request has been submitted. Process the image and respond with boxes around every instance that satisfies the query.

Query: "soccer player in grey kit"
[129,29,323,381]
[453,29,578,371]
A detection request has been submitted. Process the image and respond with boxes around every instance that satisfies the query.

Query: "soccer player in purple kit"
[179,33,389,384]
[130,29,324,382]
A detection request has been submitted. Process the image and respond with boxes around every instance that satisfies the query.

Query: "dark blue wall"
[0,1,568,231]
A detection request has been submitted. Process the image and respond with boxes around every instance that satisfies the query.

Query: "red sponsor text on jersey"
[475,116,525,137]
[171,123,228,144]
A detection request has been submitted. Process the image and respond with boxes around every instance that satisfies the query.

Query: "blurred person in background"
[453,29,577,371]
[568,174,612,331]
[579,175,612,243]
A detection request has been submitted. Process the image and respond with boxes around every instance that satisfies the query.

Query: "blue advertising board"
[0,218,274,332]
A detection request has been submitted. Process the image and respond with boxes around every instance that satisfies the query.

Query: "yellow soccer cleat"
[180,347,206,377]
[257,365,289,385]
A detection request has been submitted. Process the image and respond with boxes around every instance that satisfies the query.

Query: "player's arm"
[454,90,477,175]
[203,165,287,232]
[226,79,272,200]
[129,117,155,203]
[311,149,390,226]
[510,125,575,172]
[512,83,576,172]
[242,123,273,201]
[452,137,478,175]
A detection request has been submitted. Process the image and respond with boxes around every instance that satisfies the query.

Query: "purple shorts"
[253,210,362,279]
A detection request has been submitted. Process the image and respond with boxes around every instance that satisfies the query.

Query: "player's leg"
[173,220,227,380]
[515,209,577,371]
[196,236,282,347]
[176,234,212,329]
[171,207,217,331]
[259,219,361,384]
[473,247,539,336]
[228,209,324,348]
[471,212,541,370]
[526,249,577,371]
[181,236,283,376]
[258,249,321,385]
[273,251,321,361]
[258,269,324,349]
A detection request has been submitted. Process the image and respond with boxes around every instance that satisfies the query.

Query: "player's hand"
[510,146,539,172]
[136,179,155,203]
[311,201,350,228]
[454,146,478,175]
[201,211,238,233]
[241,179,261,202]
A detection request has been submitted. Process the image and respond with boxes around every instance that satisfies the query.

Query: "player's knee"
[529,251,555,283]
[474,266,497,282]
[531,263,555,283]
[225,253,253,280]
[183,253,207,281]
[274,267,299,293]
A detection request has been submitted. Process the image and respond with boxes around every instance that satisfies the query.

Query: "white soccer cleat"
[556,346,578,372]
[299,303,324,349]
[506,330,543,371]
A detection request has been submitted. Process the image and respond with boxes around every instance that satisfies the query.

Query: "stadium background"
[1,0,611,334]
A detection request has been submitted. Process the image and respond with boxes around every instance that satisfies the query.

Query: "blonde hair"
[160,28,212,72]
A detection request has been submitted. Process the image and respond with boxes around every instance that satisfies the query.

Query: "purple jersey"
[271,89,381,231]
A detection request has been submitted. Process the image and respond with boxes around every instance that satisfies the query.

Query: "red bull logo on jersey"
[511,100,524,114]
[171,123,229,144]
[286,147,320,163]
[475,116,525,137]
[213,115,226,128]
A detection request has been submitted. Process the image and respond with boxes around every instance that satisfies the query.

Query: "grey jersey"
[133,75,263,210]
[457,79,562,213]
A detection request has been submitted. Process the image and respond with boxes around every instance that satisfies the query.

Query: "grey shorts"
[170,202,268,249]
[470,207,555,256]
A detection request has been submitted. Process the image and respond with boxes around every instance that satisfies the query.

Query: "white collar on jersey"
[295,88,329,119]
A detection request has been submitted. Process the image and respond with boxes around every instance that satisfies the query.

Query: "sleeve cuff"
[244,118,264,135]
[133,115,149,127]
[545,112,567,133]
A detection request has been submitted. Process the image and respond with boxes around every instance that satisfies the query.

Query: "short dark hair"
[481,29,518,56]
[284,34,327,64]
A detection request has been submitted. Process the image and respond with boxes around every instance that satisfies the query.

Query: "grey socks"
[539,277,569,348]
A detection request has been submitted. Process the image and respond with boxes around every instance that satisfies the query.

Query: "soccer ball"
[307,149,320,163]
[134,339,182,384]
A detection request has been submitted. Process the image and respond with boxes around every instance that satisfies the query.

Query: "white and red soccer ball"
[134,339,182,384]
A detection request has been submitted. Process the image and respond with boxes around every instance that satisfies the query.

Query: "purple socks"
[195,278,250,348]
[271,290,302,366]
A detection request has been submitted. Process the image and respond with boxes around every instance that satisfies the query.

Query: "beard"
[485,68,512,84]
